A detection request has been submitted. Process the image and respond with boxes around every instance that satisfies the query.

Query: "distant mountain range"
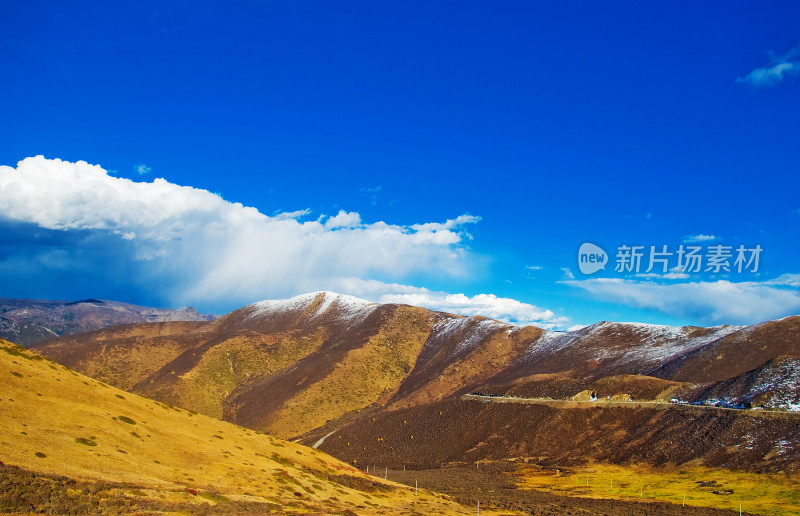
[29,291,800,474]
[0,297,217,346]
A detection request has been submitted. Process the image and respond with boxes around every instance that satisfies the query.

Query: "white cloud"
[0,157,485,307]
[635,272,690,280]
[560,267,575,280]
[663,272,691,279]
[0,156,568,331]
[563,277,800,325]
[682,234,718,243]
[272,209,311,220]
[331,278,569,330]
[737,46,800,88]
[526,265,543,270]
[359,185,381,206]
[765,274,800,288]
[324,210,361,229]
[134,163,152,175]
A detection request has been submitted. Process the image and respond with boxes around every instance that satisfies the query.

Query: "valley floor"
[383,462,780,516]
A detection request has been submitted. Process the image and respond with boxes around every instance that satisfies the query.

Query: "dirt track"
[462,394,800,420]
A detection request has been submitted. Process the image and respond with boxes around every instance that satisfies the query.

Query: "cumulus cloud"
[563,277,800,325]
[324,210,361,229]
[682,234,718,243]
[329,278,569,329]
[0,156,558,328]
[737,46,800,88]
[0,157,483,306]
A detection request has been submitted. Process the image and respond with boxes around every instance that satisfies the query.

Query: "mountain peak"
[248,291,378,321]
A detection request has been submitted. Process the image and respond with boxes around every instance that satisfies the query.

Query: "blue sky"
[1,1,799,329]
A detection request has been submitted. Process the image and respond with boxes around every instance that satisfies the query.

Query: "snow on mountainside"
[526,321,742,371]
[429,316,510,360]
[249,291,378,323]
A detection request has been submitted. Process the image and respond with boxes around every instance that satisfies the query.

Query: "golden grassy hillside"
[0,339,514,515]
[141,327,331,421]
[259,305,434,437]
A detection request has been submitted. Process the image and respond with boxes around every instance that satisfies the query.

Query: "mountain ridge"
[29,291,800,474]
[0,297,217,346]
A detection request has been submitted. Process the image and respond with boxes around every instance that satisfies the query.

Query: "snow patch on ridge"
[525,321,744,368]
[735,358,800,410]
[426,315,508,360]
[614,323,743,365]
[526,329,583,358]
[312,291,378,320]
[248,291,378,323]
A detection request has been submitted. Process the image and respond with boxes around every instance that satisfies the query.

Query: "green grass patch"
[270,452,293,467]
[199,492,230,503]
[117,415,136,425]
[1,345,43,360]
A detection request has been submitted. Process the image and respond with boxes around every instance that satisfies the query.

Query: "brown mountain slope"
[473,319,800,409]
[308,397,800,474]
[36,293,449,437]
[33,293,547,437]
[656,317,800,383]
[386,320,544,410]
[33,292,800,472]
[0,338,510,515]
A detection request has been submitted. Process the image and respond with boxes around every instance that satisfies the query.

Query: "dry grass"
[269,306,432,437]
[166,328,328,418]
[0,339,515,515]
[514,462,800,515]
